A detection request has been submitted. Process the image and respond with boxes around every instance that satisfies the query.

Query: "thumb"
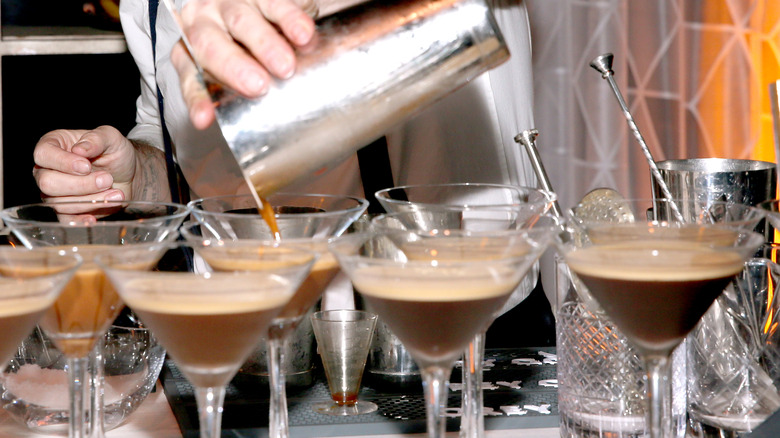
[70,126,123,159]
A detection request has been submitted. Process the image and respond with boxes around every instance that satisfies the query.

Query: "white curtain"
[526,0,779,211]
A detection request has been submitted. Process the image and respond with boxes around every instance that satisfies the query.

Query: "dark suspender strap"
[357,136,398,214]
[149,0,189,204]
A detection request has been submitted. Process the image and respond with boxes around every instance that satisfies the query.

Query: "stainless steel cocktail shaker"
[193,0,509,196]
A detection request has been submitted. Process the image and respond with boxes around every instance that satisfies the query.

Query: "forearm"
[130,140,172,202]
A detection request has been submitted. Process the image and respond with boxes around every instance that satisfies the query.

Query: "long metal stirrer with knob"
[514,129,625,316]
[514,129,565,218]
[589,53,683,222]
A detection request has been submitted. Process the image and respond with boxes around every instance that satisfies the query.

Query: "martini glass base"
[313,401,378,416]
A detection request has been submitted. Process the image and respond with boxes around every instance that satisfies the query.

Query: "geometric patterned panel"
[527,0,780,210]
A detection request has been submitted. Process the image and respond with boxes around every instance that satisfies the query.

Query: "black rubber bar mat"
[161,347,559,437]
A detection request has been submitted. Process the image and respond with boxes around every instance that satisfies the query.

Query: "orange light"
[700,1,780,163]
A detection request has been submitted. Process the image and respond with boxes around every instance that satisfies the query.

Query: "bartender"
[30,0,553,347]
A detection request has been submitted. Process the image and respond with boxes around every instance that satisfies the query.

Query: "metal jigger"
[589,53,683,222]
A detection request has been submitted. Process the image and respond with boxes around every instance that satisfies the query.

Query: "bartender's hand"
[32,126,170,210]
[172,0,318,130]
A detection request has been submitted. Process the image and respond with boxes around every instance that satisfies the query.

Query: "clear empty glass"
[311,309,378,416]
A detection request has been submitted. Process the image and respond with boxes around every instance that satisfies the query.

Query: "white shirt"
[118,0,537,200]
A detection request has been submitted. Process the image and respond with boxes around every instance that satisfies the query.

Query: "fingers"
[70,126,127,159]
[223,4,296,81]
[42,202,122,218]
[42,203,123,225]
[33,130,92,176]
[33,127,127,200]
[179,0,316,98]
[171,43,216,129]
[187,8,273,96]
[256,0,316,47]
[35,167,123,200]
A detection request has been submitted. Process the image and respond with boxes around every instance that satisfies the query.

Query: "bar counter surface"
[0,385,558,438]
[0,347,560,437]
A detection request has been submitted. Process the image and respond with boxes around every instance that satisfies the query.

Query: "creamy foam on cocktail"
[351,265,519,367]
[203,247,340,323]
[119,275,291,388]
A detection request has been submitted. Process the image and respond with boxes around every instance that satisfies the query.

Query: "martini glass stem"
[644,354,672,438]
[194,386,225,438]
[67,356,89,438]
[88,340,105,438]
[268,335,290,438]
[460,332,485,438]
[421,366,450,438]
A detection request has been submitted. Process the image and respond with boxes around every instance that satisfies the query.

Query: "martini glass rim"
[180,220,340,247]
[759,198,780,210]
[576,221,765,241]
[0,200,190,227]
[0,246,83,277]
[112,238,318,260]
[329,228,558,270]
[371,207,560,226]
[561,220,766,278]
[570,198,765,223]
[375,183,556,207]
[187,192,369,219]
[758,198,780,226]
[369,213,564,238]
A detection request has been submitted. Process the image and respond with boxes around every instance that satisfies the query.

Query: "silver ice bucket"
[651,158,776,218]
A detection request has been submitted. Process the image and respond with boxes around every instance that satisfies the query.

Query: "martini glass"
[560,198,765,438]
[0,247,81,368]
[186,193,368,438]
[331,214,560,438]
[97,242,315,438]
[375,183,554,437]
[0,200,188,438]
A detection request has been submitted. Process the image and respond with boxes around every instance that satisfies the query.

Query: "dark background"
[1,0,135,208]
[2,52,140,208]
[1,0,121,30]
